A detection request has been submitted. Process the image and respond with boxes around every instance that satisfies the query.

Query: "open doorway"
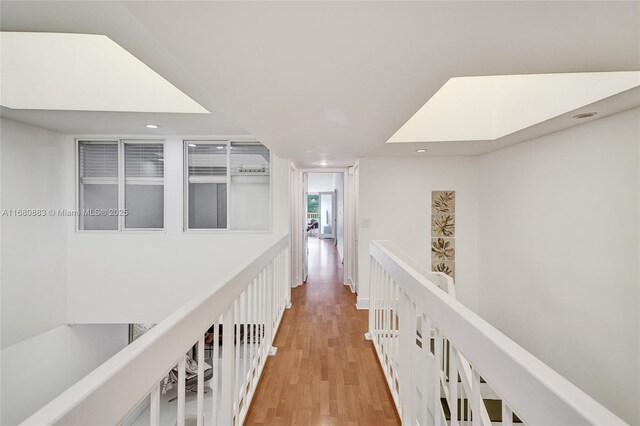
[304,172,344,282]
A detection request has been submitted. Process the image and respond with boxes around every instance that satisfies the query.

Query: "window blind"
[124,143,164,180]
[79,142,118,180]
[188,143,227,181]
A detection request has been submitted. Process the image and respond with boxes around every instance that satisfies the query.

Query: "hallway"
[245,237,400,425]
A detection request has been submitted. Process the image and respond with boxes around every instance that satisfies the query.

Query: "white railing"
[369,240,626,426]
[22,235,290,426]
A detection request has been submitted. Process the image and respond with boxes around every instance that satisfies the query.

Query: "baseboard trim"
[356,298,369,310]
[346,278,356,293]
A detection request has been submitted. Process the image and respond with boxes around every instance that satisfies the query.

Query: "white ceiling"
[1,1,639,167]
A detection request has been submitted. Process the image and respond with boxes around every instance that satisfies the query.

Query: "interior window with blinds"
[78,141,119,230]
[230,142,270,230]
[124,142,164,229]
[186,142,228,229]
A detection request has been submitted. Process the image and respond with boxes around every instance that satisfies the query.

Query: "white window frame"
[76,138,166,233]
[183,140,272,233]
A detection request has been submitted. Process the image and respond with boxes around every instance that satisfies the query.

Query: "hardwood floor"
[245,237,400,425]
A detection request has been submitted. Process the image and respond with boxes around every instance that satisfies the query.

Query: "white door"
[303,173,309,283]
[319,191,335,239]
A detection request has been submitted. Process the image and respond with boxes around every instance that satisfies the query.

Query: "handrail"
[369,240,626,426]
[22,234,290,426]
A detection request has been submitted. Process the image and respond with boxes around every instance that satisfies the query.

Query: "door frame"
[290,167,355,288]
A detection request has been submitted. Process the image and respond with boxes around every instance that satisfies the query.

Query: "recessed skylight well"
[0,32,210,114]
[387,71,640,144]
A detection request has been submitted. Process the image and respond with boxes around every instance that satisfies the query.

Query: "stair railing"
[22,234,290,426]
[368,240,626,425]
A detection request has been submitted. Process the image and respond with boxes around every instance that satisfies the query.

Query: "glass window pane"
[230,142,270,230]
[124,143,164,229]
[78,141,119,231]
[82,184,118,230]
[188,183,227,229]
[125,185,164,229]
[186,142,228,229]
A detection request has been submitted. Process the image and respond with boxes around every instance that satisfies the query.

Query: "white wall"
[66,137,290,323]
[307,172,336,193]
[357,157,480,312]
[478,108,640,424]
[334,173,345,262]
[0,324,128,425]
[1,118,70,348]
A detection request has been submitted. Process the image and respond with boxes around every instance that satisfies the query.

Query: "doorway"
[304,172,343,282]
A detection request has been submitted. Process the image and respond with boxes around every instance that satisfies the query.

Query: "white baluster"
[448,344,459,426]
[502,401,513,426]
[434,328,443,426]
[278,251,284,315]
[419,314,430,426]
[390,278,396,370]
[234,296,241,413]
[383,270,390,371]
[197,336,205,426]
[266,261,275,354]
[246,280,253,390]
[243,286,249,403]
[368,255,375,340]
[177,355,186,426]
[252,276,258,370]
[285,245,291,309]
[149,382,160,426]
[377,261,383,347]
[471,369,481,426]
[259,270,264,355]
[212,319,220,425]
[393,279,399,374]
[374,260,380,344]
[220,306,235,425]
[398,290,417,424]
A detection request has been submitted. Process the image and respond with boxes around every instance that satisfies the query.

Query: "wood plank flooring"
[245,237,400,425]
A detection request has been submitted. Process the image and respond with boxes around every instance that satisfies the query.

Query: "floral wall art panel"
[431,191,455,280]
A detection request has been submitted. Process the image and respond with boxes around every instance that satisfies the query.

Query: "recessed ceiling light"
[319,161,328,166]
[572,112,597,119]
[145,124,160,129]
[416,149,428,153]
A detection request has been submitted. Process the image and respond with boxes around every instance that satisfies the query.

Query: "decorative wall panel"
[431,191,455,280]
